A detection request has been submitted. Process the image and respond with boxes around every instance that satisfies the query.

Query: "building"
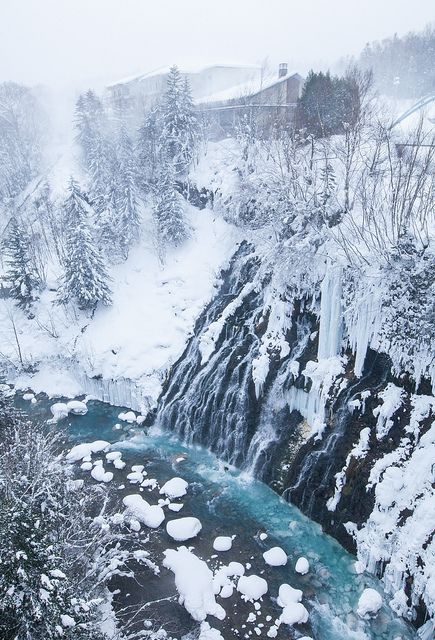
[197,64,304,137]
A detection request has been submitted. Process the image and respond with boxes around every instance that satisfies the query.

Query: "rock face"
[156,244,435,626]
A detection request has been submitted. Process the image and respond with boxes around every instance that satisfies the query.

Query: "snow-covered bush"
[0,395,133,639]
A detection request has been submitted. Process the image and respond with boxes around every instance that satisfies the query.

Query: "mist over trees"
[0,82,47,203]
[358,24,435,98]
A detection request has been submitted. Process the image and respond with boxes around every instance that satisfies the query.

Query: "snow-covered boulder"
[118,410,137,423]
[357,588,383,619]
[198,622,225,639]
[159,477,188,499]
[237,575,268,601]
[106,451,122,462]
[123,494,165,529]
[66,440,110,462]
[168,502,184,512]
[50,402,69,421]
[114,458,126,470]
[23,392,35,401]
[91,466,113,483]
[280,602,309,625]
[263,546,287,566]
[277,583,303,606]
[213,536,232,552]
[66,400,88,415]
[163,546,226,622]
[295,556,310,575]
[225,561,245,577]
[166,517,202,541]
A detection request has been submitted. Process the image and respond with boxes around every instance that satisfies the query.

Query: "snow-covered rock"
[168,502,184,512]
[237,575,268,601]
[118,410,137,423]
[277,583,303,606]
[66,440,110,462]
[123,494,165,529]
[159,477,188,499]
[280,602,309,625]
[295,557,310,575]
[114,458,126,470]
[66,399,88,415]
[213,536,233,552]
[106,451,122,462]
[166,517,202,541]
[50,402,69,421]
[225,561,245,577]
[23,392,35,401]
[198,622,225,640]
[263,546,287,566]
[91,466,113,483]
[163,546,226,622]
[357,588,383,619]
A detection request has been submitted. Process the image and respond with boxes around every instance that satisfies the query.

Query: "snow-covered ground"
[1,203,237,407]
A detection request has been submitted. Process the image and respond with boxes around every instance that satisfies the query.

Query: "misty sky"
[1,0,434,89]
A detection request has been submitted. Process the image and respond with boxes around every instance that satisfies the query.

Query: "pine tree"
[161,66,198,174]
[116,124,141,257]
[57,179,112,310]
[3,216,39,308]
[137,102,163,191]
[153,160,189,260]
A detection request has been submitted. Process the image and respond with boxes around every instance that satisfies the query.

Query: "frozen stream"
[15,394,416,640]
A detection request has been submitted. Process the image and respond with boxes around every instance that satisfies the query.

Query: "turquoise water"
[16,395,416,640]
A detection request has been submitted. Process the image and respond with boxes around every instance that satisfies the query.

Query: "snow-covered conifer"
[153,160,189,260]
[57,178,112,310]
[116,124,141,257]
[2,216,40,308]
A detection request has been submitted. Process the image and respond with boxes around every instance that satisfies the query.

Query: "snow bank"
[166,517,202,541]
[163,546,226,622]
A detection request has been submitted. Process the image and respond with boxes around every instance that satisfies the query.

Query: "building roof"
[196,72,302,106]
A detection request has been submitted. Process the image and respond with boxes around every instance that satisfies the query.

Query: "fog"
[1,0,434,90]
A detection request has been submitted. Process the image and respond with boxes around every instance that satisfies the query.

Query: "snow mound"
[123,494,165,529]
[168,502,184,512]
[159,477,188,499]
[295,557,310,575]
[357,588,383,619]
[166,516,202,541]
[66,440,110,462]
[213,536,233,552]
[263,546,287,566]
[118,410,137,423]
[277,583,303,606]
[280,602,309,625]
[66,399,88,415]
[225,561,245,577]
[199,622,225,640]
[163,546,226,622]
[50,402,69,421]
[237,575,268,601]
[91,466,113,483]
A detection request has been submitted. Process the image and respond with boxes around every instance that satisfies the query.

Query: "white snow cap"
[50,402,69,421]
[159,477,188,499]
[166,517,202,541]
[118,410,137,423]
[277,583,303,606]
[213,536,233,552]
[91,466,113,483]
[263,546,287,566]
[295,557,310,575]
[237,575,268,601]
[280,602,309,625]
[163,546,226,622]
[66,399,88,415]
[66,440,110,462]
[123,494,165,529]
[357,588,383,619]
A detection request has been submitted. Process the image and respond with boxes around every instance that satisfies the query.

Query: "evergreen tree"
[57,179,112,310]
[3,216,39,308]
[153,160,189,259]
[137,102,163,191]
[116,124,141,257]
[161,66,198,173]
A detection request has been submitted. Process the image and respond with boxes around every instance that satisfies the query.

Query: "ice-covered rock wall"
[156,242,435,628]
